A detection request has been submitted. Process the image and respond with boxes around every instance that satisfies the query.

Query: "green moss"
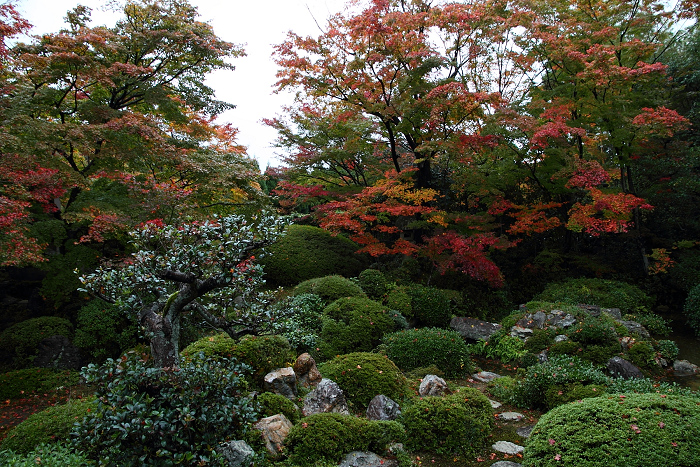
[381,328,473,377]
[180,332,237,361]
[257,392,301,423]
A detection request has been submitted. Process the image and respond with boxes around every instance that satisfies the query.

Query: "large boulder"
[607,356,644,379]
[450,317,501,342]
[216,440,255,467]
[366,394,401,421]
[263,367,297,400]
[418,374,450,397]
[253,414,293,458]
[673,359,700,376]
[302,378,350,416]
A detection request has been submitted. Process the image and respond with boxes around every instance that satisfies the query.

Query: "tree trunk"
[140,302,181,368]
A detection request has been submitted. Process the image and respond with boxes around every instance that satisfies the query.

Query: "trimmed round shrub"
[406,284,451,327]
[294,275,366,304]
[627,341,657,369]
[0,443,93,466]
[402,388,494,455]
[543,383,607,409]
[1,398,96,454]
[487,376,517,402]
[284,413,405,465]
[180,332,237,361]
[523,394,700,466]
[0,368,80,400]
[260,225,367,286]
[318,297,394,359]
[0,317,74,370]
[257,392,301,423]
[684,283,700,336]
[318,352,411,411]
[381,328,473,377]
[233,334,296,386]
[622,311,672,336]
[535,278,652,314]
[74,300,139,363]
[511,355,612,410]
[358,269,388,299]
[606,377,696,397]
[385,287,412,315]
[73,353,257,466]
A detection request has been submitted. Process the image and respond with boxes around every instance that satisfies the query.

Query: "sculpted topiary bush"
[381,327,473,377]
[232,334,296,386]
[402,388,494,455]
[535,278,652,314]
[406,284,451,327]
[294,275,366,304]
[180,332,237,361]
[523,394,700,467]
[318,297,394,359]
[260,225,367,286]
[0,398,96,454]
[318,352,411,411]
[0,317,74,370]
[357,269,389,299]
[256,392,301,423]
[284,413,405,465]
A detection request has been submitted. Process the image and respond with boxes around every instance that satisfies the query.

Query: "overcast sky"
[15,0,350,170]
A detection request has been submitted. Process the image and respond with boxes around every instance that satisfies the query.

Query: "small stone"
[472,371,502,383]
[302,378,350,416]
[216,440,255,467]
[516,425,535,438]
[492,441,524,455]
[419,374,450,397]
[253,414,293,458]
[554,334,569,343]
[491,462,523,467]
[263,367,297,400]
[496,411,524,421]
[489,399,502,409]
[510,325,534,340]
[339,451,398,467]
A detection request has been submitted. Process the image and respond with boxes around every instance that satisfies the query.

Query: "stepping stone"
[491,462,522,467]
[492,441,524,455]
[489,399,502,409]
[496,411,524,421]
[472,371,502,382]
[516,425,535,438]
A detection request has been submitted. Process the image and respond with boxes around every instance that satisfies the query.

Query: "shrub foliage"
[382,328,473,377]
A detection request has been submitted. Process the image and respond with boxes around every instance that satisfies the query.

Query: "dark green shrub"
[402,388,494,455]
[0,443,94,466]
[319,352,411,411]
[406,284,451,327]
[0,317,74,370]
[0,368,80,400]
[518,352,541,368]
[511,355,612,410]
[270,293,325,351]
[566,316,618,347]
[284,413,405,465]
[73,353,257,466]
[470,329,527,363]
[1,398,96,454]
[535,278,652,314]
[548,340,582,357]
[233,334,296,386]
[180,332,237,361]
[524,328,556,353]
[318,297,394,359]
[294,275,366,304]
[385,287,412,315]
[607,377,697,397]
[523,394,700,466]
[358,269,388,299]
[74,300,139,363]
[657,339,680,361]
[543,383,606,409]
[487,376,517,402]
[382,328,473,377]
[622,312,672,336]
[683,283,700,336]
[259,225,367,287]
[580,344,620,365]
[257,392,301,423]
[627,341,657,369]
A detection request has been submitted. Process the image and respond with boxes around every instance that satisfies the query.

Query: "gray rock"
[673,359,700,376]
[548,310,576,328]
[216,440,255,467]
[302,378,350,416]
[339,451,398,467]
[538,350,549,363]
[34,335,83,370]
[472,371,502,383]
[602,308,622,319]
[366,395,401,421]
[491,462,523,467]
[510,325,534,340]
[617,320,650,338]
[253,414,293,458]
[419,374,450,397]
[496,411,524,421]
[492,441,524,455]
[607,356,644,379]
[578,304,601,317]
[489,399,502,409]
[450,317,501,342]
[554,334,569,343]
[264,367,297,400]
[516,425,535,438]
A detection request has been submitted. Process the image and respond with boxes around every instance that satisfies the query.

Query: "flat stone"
[489,399,502,409]
[497,411,524,421]
[554,334,569,343]
[492,441,524,455]
[472,371,502,383]
[673,359,700,376]
[510,325,534,340]
[516,425,535,438]
[491,462,523,467]
[450,317,502,342]
[339,451,398,467]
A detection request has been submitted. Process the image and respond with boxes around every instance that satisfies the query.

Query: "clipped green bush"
[381,328,473,377]
[684,283,700,336]
[180,332,237,361]
[1,398,96,454]
[358,269,389,299]
[543,383,606,409]
[233,334,296,386]
[402,388,494,455]
[511,355,612,410]
[524,328,556,353]
[294,275,366,304]
[622,311,672,336]
[385,287,412,315]
[627,341,657,369]
[318,297,394,359]
[73,353,257,466]
[406,284,451,327]
[74,300,139,363]
[257,392,301,423]
[319,352,411,411]
[0,368,80,400]
[0,443,94,466]
[0,317,74,370]
[523,394,700,466]
[535,278,652,314]
[487,376,517,402]
[284,413,405,465]
[261,225,367,286]
[606,377,696,397]
[657,339,679,361]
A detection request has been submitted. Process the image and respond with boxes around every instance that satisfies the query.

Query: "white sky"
[15,0,350,170]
